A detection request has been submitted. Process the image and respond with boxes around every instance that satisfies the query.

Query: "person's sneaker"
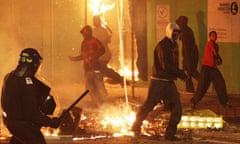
[165,135,181,141]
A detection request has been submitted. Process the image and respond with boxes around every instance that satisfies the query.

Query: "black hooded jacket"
[151,37,185,81]
[151,22,186,81]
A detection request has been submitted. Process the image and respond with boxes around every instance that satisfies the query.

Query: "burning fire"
[118,66,139,81]
[88,0,139,82]
[41,127,59,137]
[99,106,135,137]
[41,107,224,141]
[42,0,138,140]
[42,104,136,139]
[88,0,115,16]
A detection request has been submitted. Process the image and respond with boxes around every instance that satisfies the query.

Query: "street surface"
[1,81,240,144]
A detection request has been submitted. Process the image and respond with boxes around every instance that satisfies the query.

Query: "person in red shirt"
[190,31,231,109]
[69,25,107,108]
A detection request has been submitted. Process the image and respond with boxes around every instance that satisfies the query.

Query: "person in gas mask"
[131,23,187,141]
[1,48,61,144]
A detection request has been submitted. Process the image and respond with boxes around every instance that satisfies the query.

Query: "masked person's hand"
[50,117,62,128]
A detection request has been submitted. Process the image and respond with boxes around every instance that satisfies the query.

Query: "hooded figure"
[131,23,187,141]
[69,25,108,108]
[176,16,199,93]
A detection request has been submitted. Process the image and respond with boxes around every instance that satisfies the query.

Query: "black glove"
[179,70,188,81]
[50,117,61,128]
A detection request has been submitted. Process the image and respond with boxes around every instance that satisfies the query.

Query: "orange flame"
[88,0,115,16]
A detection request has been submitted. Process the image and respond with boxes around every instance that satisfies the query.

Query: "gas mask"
[172,30,180,41]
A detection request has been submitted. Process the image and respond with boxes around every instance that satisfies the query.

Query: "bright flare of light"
[178,115,223,129]
[88,0,115,16]
[100,107,136,136]
[42,127,59,137]
[88,0,139,82]
[119,66,139,81]
[73,135,112,141]
[0,137,7,140]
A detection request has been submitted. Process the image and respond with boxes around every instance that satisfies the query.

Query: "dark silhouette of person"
[1,48,61,144]
[131,23,187,141]
[92,15,129,86]
[176,16,199,93]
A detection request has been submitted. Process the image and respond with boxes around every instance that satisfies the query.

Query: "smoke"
[0,1,142,137]
[0,25,24,87]
[0,17,25,138]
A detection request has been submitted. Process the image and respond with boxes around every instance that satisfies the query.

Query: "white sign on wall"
[156,5,170,42]
[208,0,240,42]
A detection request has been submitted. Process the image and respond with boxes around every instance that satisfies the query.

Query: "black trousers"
[132,79,182,136]
[185,69,199,92]
[5,120,46,144]
[100,61,123,84]
[191,65,229,105]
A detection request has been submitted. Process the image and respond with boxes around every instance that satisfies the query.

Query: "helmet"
[15,48,42,77]
[19,48,42,65]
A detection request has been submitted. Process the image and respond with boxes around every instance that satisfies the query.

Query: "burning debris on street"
[39,99,225,141]
[1,91,240,143]
[0,0,240,143]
